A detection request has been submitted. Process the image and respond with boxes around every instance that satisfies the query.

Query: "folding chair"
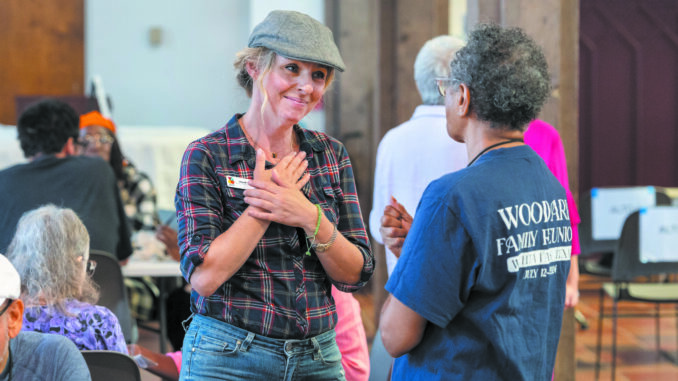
[595,207,678,380]
[81,350,141,381]
[89,249,137,343]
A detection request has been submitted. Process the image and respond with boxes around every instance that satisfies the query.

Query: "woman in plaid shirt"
[175,10,374,381]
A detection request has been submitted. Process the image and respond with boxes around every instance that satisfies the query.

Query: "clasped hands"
[379,196,413,258]
[243,149,316,230]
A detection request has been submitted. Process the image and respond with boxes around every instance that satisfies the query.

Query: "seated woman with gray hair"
[7,204,128,353]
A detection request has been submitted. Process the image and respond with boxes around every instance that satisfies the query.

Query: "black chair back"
[81,350,141,381]
[89,249,136,343]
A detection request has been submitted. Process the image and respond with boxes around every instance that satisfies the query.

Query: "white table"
[123,258,183,353]
[122,259,182,278]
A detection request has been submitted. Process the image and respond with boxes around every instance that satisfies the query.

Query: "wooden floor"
[575,273,678,381]
[137,273,678,380]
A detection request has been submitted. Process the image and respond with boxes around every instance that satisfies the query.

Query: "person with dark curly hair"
[380,24,572,380]
[0,99,132,263]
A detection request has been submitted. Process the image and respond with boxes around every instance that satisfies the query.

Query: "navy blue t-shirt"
[386,145,571,380]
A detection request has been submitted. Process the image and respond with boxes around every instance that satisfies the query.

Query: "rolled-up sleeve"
[330,142,374,292]
[175,141,224,283]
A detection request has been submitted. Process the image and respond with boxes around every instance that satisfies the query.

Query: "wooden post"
[326,0,448,330]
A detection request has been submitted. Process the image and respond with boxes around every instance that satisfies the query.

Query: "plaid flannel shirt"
[176,114,374,339]
[119,162,159,231]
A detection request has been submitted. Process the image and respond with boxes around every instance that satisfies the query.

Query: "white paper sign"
[591,187,656,240]
[640,207,678,263]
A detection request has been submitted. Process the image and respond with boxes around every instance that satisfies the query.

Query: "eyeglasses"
[435,77,456,97]
[78,134,115,147]
[86,259,97,277]
[0,299,13,317]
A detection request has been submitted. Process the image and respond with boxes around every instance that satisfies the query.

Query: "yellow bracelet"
[313,224,338,252]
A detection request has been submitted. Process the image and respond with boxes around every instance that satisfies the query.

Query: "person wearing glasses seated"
[78,111,163,236]
[78,111,164,322]
[0,255,92,381]
[78,111,181,260]
[6,204,128,353]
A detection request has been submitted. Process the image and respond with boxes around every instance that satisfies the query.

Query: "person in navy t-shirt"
[380,24,571,381]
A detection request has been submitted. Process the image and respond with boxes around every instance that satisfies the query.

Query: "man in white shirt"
[370,35,467,276]
[367,36,467,379]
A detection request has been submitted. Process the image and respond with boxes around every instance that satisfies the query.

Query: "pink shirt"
[166,350,182,374]
[524,120,581,255]
[332,286,370,381]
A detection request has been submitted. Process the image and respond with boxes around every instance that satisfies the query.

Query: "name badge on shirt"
[226,175,253,190]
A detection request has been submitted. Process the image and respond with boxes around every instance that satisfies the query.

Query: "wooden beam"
[327,0,449,331]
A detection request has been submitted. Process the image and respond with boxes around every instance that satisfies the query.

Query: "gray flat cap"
[248,10,346,72]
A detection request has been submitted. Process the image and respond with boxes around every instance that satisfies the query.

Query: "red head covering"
[79,111,116,134]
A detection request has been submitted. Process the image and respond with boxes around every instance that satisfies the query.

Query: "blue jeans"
[179,314,346,380]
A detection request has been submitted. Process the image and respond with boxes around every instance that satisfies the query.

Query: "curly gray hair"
[450,24,550,130]
[414,35,466,105]
[7,204,99,314]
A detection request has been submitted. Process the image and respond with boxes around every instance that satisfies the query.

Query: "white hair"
[7,204,98,314]
[414,35,466,105]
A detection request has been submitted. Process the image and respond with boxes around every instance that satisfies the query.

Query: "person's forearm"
[380,295,427,358]
[567,256,579,285]
[564,255,580,308]
[190,206,269,296]
[312,215,365,284]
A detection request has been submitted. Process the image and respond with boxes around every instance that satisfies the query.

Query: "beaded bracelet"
[305,204,323,256]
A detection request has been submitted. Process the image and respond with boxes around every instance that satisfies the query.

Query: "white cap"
[0,255,20,305]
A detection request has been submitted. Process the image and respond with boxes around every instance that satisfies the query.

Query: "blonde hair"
[233,47,335,119]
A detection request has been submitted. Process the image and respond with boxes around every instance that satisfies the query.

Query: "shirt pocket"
[317,185,339,224]
[222,186,247,222]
